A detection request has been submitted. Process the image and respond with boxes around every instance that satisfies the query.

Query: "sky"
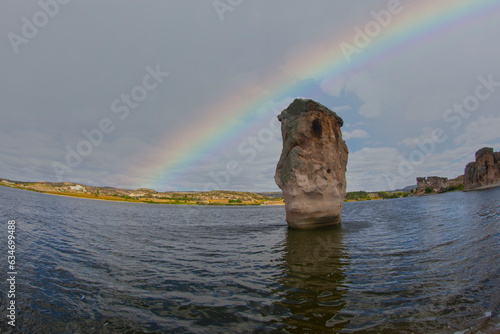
[1,0,499,192]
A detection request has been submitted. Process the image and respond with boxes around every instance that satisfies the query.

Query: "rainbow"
[135,0,500,191]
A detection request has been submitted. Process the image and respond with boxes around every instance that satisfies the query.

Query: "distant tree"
[442,184,465,193]
[346,191,369,200]
[378,191,390,199]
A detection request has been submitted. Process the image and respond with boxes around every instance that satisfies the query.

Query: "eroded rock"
[414,175,464,195]
[464,147,500,191]
[275,99,348,229]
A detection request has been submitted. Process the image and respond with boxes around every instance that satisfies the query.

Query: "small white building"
[69,184,86,192]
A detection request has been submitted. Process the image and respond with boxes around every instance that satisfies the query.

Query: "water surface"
[0,186,499,333]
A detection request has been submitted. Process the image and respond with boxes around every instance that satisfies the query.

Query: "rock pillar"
[275,99,348,229]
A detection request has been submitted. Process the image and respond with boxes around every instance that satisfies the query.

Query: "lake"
[0,185,499,333]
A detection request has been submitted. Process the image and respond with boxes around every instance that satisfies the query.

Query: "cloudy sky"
[1,0,499,192]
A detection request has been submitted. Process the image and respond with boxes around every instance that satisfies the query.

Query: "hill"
[0,179,284,206]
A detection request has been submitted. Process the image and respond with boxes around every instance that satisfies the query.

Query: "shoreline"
[463,182,500,192]
[0,183,285,206]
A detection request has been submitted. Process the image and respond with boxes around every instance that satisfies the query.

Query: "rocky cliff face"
[464,147,500,191]
[415,176,449,194]
[274,99,348,229]
[415,175,464,195]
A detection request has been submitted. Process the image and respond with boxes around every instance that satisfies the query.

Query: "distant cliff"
[415,175,464,195]
[464,147,500,191]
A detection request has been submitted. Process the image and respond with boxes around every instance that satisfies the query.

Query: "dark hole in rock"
[312,119,322,138]
[327,169,331,173]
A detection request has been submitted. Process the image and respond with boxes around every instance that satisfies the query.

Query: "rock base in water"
[464,147,500,191]
[274,99,348,229]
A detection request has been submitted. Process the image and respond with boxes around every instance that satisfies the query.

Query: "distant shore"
[4,177,475,206]
[0,179,285,206]
[463,182,500,192]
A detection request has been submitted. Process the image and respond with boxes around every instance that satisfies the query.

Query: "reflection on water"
[277,227,348,332]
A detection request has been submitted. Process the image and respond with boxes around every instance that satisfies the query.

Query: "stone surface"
[274,98,348,229]
[464,147,500,191]
[415,175,464,195]
[415,176,449,194]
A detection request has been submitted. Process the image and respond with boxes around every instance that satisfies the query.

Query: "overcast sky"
[1,0,499,192]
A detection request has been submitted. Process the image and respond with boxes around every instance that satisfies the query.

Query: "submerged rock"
[464,147,500,191]
[274,98,348,229]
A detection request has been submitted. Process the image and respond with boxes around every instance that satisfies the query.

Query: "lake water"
[0,185,499,333]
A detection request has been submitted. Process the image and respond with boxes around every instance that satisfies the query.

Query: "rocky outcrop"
[415,175,464,195]
[274,99,348,229]
[416,176,449,194]
[464,147,500,191]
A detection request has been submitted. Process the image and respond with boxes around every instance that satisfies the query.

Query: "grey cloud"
[1,0,499,191]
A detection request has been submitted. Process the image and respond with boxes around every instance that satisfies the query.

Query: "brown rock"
[416,175,466,195]
[464,147,500,191]
[414,175,464,195]
[415,176,449,194]
[274,98,348,229]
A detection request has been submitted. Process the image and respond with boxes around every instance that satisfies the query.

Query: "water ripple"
[0,186,499,333]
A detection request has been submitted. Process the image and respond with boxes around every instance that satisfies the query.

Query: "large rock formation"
[274,99,348,229]
[464,147,500,191]
[415,175,464,195]
[415,176,449,194]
